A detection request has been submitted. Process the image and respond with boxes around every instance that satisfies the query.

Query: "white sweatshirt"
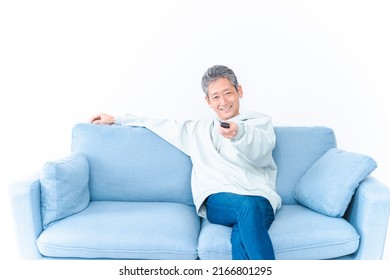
[115,112,282,218]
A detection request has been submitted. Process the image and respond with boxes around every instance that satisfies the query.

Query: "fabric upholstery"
[40,152,90,228]
[37,201,200,260]
[272,127,336,204]
[294,148,377,217]
[197,205,360,260]
[71,124,193,205]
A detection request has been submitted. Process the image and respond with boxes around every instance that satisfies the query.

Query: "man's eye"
[213,96,219,100]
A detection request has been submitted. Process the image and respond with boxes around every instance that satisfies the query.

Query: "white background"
[1,0,389,261]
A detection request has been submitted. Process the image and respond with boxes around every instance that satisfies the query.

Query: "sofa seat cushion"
[37,201,200,260]
[197,204,359,260]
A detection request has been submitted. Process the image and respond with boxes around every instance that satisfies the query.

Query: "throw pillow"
[294,148,377,217]
[40,152,90,228]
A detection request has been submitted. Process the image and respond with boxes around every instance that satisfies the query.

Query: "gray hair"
[201,65,239,96]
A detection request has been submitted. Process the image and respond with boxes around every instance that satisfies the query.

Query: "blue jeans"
[206,192,275,260]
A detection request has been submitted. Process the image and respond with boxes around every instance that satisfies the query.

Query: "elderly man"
[90,65,281,259]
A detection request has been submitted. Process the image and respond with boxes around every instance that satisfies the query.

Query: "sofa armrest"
[8,172,44,259]
[344,176,390,259]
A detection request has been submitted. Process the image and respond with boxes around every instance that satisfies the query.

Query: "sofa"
[8,122,390,260]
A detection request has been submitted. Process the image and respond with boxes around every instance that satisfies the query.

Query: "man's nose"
[220,95,228,105]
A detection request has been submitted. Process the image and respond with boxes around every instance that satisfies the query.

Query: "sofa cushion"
[40,152,90,228]
[273,127,337,204]
[294,148,377,217]
[197,205,360,260]
[37,201,200,260]
[71,123,193,205]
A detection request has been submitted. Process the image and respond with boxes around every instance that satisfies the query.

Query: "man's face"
[205,77,243,121]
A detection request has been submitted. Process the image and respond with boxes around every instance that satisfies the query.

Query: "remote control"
[220,122,230,129]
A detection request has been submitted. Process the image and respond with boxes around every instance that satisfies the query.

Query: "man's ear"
[237,85,243,98]
[205,96,212,107]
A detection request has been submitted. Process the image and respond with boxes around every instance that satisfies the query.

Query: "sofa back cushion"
[71,124,336,206]
[71,123,193,205]
[273,126,337,204]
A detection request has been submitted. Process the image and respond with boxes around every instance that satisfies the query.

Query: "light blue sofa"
[9,123,390,259]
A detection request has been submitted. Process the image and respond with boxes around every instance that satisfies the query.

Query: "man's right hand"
[90,112,115,125]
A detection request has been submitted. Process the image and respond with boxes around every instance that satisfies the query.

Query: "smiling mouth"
[220,105,232,111]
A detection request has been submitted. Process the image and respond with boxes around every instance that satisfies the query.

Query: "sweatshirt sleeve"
[114,113,194,155]
[231,115,276,168]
